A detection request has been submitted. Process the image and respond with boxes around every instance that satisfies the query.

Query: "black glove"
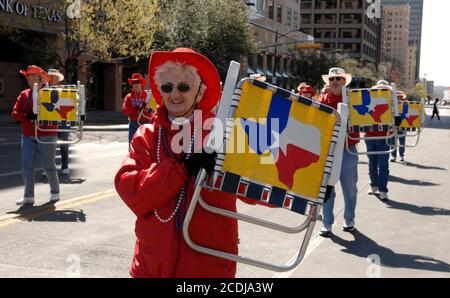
[26,112,37,120]
[324,185,334,203]
[183,151,217,177]
[395,116,402,127]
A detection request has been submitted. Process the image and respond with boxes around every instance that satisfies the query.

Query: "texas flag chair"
[343,84,399,155]
[182,62,349,272]
[32,81,86,144]
[137,90,157,126]
[396,99,425,147]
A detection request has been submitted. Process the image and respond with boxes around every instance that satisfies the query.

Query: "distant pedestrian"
[430,98,441,121]
[12,65,60,205]
[122,73,149,146]
[48,69,71,175]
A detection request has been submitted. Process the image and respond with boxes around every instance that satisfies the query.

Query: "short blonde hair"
[154,61,202,87]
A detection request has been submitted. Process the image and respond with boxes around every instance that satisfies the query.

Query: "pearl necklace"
[154,125,196,224]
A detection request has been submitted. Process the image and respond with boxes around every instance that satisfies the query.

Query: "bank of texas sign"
[0,0,63,23]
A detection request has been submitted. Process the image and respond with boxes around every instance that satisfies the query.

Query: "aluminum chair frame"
[33,81,86,145]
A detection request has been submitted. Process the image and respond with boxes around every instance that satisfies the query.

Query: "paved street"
[0,108,449,278]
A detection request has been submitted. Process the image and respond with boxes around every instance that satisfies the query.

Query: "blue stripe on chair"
[221,172,241,194]
[291,196,308,214]
[251,80,267,89]
[268,187,287,207]
[318,104,334,114]
[274,88,291,99]
[246,183,264,201]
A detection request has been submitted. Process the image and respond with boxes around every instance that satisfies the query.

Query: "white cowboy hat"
[397,90,407,100]
[372,79,392,90]
[322,67,352,86]
[47,69,64,83]
[250,73,267,82]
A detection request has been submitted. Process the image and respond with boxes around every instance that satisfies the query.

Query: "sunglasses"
[161,82,191,93]
[329,77,343,82]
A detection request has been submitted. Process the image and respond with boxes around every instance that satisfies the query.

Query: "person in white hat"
[47,69,71,176]
[318,67,359,237]
[47,69,65,86]
[364,80,399,202]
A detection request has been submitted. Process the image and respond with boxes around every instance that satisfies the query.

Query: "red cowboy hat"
[128,73,147,88]
[300,85,316,97]
[19,65,50,83]
[148,48,221,113]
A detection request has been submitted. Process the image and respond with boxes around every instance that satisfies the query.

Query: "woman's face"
[158,69,204,118]
[26,74,42,89]
[132,83,142,93]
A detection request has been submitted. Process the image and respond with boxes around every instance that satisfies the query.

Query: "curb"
[83,125,128,132]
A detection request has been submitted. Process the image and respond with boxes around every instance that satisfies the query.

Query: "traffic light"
[296,43,323,50]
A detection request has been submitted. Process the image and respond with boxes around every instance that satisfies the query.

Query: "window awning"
[275,71,283,78]
[247,66,255,75]
[282,72,289,78]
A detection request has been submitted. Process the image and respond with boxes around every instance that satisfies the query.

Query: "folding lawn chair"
[343,84,399,155]
[32,81,86,144]
[182,62,349,272]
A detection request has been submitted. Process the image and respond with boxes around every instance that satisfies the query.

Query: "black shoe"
[343,226,355,232]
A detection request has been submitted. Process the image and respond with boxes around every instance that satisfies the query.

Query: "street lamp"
[272,28,304,84]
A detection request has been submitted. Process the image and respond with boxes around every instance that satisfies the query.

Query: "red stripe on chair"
[261,188,271,202]
[237,181,249,196]
[215,174,224,189]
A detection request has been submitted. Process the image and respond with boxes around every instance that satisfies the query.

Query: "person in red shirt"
[12,65,60,205]
[122,73,150,146]
[318,67,359,237]
[115,48,261,278]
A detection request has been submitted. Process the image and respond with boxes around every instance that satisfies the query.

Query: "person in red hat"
[115,48,259,278]
[11,65,60,205]
[122,73,150,146]
[299,84,316,99]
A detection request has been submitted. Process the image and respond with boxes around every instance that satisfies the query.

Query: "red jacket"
[319,91,360,146]
[115,106,256,278]
[11,88,57,137]
[122,91,151,121]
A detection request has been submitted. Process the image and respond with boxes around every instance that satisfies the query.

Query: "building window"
[301,0,312,9]
[293,11,299,28]
[268,0,274,19]
[286,7,292,26]
[276,4,282,23]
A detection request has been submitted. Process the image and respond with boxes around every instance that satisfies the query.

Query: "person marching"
[12,65,60,205]
[115,48,262,277]
[318,67,359,237]
[298,84,316,99]
[391,90,408,162]
[364,80,395,202]
[122,73,149,146]
[47,69,71,175]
